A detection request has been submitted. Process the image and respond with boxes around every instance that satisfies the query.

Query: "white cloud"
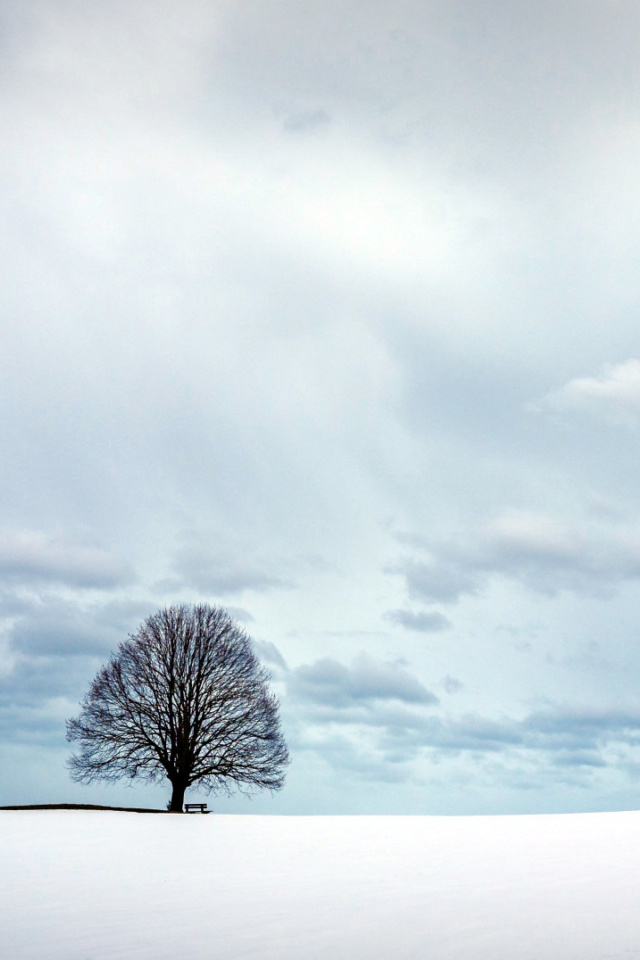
[0,531,133,590]
[169,537,294,596]
[391,508,640,603]
[480,509,640,595]
[383,609,452,633]
[290,654,439,709]
[388,557,482,604]
[534,359,640,424]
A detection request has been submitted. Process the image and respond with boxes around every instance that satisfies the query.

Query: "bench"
[184,803,209,814]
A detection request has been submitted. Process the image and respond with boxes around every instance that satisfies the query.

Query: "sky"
[2,0,640,815]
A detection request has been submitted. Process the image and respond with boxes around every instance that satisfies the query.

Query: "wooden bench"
[184,803,209,814]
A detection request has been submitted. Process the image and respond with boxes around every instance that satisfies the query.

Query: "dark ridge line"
[0,803,173,814]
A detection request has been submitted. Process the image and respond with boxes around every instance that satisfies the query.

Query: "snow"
[3,809,640,959]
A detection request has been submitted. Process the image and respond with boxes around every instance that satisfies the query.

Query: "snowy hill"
[3,809,640,959]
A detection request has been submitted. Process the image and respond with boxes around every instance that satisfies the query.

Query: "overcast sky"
[3,0,640,814]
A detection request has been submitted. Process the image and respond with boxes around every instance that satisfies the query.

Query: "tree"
[66,604,290,811]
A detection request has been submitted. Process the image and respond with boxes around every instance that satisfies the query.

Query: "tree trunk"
[168,780,187,812]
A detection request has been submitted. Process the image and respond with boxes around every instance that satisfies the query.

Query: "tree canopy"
[66,604,290,810]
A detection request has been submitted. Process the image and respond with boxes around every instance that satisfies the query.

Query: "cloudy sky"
[3,0,640,815]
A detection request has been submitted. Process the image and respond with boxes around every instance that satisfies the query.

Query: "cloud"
[170,541,293,596]
[0,638,107,748]
[295,734,413,785]
[443,675,464,694]
[10,617,110,659]
[387,557,482,604]
[406,707,640,761]
[253,640,288,672]
[388,553,481,607]
[0,595,160,752]
[383,608,451,633]
[0,655,86,710]
[223,606,255,624]
[5,598,135,659]
[309,702,640,773]
[0,693,72,747]
[0,593,156,663]
[279,106,331,134]
[0,531,133,590]
[520,708,640,752]
[390,508,640,603]
[482,510,640,595]
[290,653,439,709]
[534,359,640,424]
[287,676,640,792]
[285,654,443,782]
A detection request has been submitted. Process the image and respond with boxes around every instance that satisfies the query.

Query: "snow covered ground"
[3,809,640,960]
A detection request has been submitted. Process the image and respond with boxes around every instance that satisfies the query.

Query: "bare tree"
[66,604,290,811]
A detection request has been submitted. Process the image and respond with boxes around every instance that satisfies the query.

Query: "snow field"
[3,810,640,959]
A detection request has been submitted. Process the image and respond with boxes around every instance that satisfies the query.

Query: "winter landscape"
[4,807,640,960]
[5,3,640,958]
